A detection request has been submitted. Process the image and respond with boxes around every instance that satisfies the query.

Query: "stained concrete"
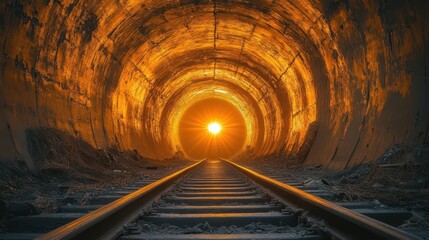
[0,0,428,169]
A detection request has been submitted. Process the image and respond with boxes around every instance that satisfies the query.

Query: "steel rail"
[36,160,205,240]
[223,159,420,240]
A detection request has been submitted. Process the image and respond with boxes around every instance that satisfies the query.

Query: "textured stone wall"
[306,0,429,169]
[0,0,427,169]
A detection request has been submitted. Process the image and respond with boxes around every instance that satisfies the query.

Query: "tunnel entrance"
[178,98,247,159]
[1,1,428,238]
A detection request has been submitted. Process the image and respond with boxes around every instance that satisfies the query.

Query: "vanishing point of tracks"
[2,159,421,239]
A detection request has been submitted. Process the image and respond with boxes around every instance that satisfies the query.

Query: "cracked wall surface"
[0,0,428,169]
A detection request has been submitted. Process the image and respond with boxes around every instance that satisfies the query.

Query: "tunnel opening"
[178,98,247,160]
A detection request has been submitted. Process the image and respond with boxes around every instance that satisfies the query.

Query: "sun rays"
[179,98,247,159]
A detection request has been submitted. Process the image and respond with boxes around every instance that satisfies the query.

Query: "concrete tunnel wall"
[0,0,428,170]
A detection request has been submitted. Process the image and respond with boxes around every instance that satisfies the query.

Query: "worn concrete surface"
[0,0,428,169]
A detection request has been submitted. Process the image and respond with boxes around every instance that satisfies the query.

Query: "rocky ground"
[238,144,429,238]
[0,128,190,232]
[1,129,428,237]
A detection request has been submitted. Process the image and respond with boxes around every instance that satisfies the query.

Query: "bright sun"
[208,122,222,135]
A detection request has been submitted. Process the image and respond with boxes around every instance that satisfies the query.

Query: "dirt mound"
[331,144,429,189]
[24,128,173,181]
[0,127,188,197]
[0,128,189,227]
[27,128,112,173]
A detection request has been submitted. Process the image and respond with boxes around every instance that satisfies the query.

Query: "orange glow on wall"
[179,98,247,159]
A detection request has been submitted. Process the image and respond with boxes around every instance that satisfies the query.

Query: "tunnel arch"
[0,0,428,170]
[159,80,262,157]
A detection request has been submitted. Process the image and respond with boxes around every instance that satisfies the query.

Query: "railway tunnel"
[0,0,429,238]
[1,0,429,168]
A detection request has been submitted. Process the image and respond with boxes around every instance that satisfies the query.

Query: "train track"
[0,159,420,239]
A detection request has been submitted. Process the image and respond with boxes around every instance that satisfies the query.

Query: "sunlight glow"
[208,122,222,135]
[178,98,247,159]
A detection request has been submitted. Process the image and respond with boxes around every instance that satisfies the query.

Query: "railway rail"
[0,159,420,240]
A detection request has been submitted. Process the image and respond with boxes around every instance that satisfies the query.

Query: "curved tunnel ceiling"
[0,0,428,169]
